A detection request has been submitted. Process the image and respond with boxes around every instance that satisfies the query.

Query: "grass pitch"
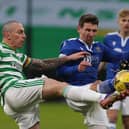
[0,101,123,129]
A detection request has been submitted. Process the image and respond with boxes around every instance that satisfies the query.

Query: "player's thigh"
[4,103,40,129]
[4,85,43,111]
[16,105,40,129]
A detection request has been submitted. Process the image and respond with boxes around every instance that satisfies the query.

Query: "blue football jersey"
[104,32,129,79]
[57,38,129,86]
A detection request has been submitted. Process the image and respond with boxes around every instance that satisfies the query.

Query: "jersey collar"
[78,38,95,52]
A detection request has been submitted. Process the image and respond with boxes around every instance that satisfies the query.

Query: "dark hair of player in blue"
[78,13,99,27]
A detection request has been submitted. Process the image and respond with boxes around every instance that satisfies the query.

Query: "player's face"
[8,23,26,49]
[78,23,98,45]
[118,15,129,35]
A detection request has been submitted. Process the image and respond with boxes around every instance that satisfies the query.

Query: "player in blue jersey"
[57,13,129,129]
[99,9,129,129]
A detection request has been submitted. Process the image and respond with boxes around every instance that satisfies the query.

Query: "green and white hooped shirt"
[0,42,27,96]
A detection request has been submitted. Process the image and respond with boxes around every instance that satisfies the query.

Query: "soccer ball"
[114,70,129,92]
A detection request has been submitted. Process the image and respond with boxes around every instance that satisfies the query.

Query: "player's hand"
[78,60,91,72]
[100,91,127,109]
[67,51,90,61]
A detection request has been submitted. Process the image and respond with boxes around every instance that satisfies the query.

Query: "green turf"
[0,101,123,129]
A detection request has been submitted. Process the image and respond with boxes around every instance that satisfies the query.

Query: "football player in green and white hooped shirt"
[0,20,125,129]
[0,20,87,129]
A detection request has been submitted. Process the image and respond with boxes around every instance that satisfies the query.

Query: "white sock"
[108,122,116,129]
[63,85,106,102]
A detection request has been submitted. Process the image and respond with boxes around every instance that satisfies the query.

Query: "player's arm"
[98,79,115,94]
[23,51,87,75]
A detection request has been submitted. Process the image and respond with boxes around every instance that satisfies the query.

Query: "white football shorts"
[66,84,109,127]
[109,96,129,115]
[3,77,44,129]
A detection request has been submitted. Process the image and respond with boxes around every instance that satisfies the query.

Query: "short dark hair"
[78,13,99,27]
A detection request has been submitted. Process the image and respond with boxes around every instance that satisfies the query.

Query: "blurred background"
[0,0,128,129]
[0,0,128,58]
